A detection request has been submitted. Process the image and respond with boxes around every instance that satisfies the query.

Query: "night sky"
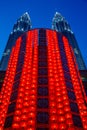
[0,0,87,66]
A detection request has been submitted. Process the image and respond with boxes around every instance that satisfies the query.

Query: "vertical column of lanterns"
[29,30,38,129]
[53,32,74,129]
[63,36,87,129]
[70,46,87,104]
[47,30,58,129]
[46,30,56,129]
[46,30,73,130]
[12,30,38,129]
[0,38,21,129]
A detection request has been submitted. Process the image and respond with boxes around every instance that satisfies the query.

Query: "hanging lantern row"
[0,38,21,129]
[63,36,87,129]
[12,30,38,129]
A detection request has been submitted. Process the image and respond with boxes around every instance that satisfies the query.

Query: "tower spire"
[52,12,86,70]
[52,12,73,33]
[0,12,32,70]
[12,12,32,33]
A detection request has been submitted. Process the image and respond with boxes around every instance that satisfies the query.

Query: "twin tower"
[0,12,87,130]
[0,12,86,71]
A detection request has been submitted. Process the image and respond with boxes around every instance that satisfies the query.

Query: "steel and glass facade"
[0,12,32,71]
[0,71,5,91]
[80,70,87,97]
[0,29,87,130]
[52,12,86,70]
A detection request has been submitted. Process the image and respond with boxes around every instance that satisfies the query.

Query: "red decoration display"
[0,29,86,130]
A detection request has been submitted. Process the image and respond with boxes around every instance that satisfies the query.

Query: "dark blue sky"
[0,0,87,66]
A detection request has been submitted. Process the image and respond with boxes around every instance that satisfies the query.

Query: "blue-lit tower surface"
[52,12,86,70]
[0,12,32,71]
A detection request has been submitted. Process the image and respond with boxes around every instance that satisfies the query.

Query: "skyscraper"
[0,12,32,71]
[0,28,87,130]
[52,12,86,70]
[0,71,5,91]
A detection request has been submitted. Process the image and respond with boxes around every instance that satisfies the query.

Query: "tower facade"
[0,29,87,130]
[52,12,86,70]
[0,12,32,71]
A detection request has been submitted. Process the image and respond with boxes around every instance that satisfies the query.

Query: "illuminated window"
[81,76,87,81]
